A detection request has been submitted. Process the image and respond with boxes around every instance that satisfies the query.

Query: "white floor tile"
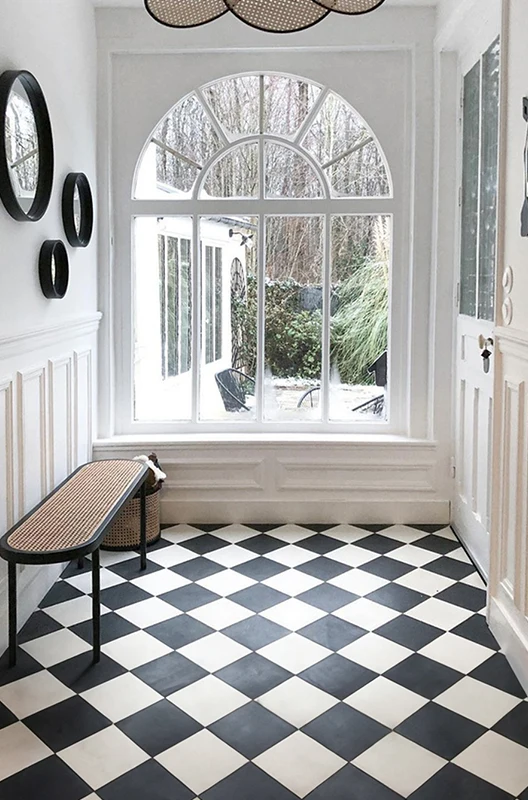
[148,544,197,568]
[319,524,371,543]
[130,569,191,595]
[452,731,528,796]
[254,731,346,798]
[434,676,521,727]
[339,632,412,673]
[353,732,446,797]
[65,568,126,594]
[44,596,111,627]
[187,598,254,629]
[196,569,256,596]
[204,544,258,568]
[21,628,91,667]
[407,598,474,631]
[59,725,149,791]
[395,569,455,596]
[258,633,331,674]
[326,545,379,568]
[178,632,251,672]
[387,545,441,568]
[156,730,247,796]
[0,722,52,781]
[0,670,74,718]
[419,633,495,673]
[328,569,388,596]
[168,675,249,725]
[258,677,338,727]
[447,547,472,564]
[460,572,486,589]
[81,673,162,722]
[431,527,457,540]
[260,598,326,631]
[115,597,181,628]
[263,570,322,597]
[96,550,137,568]
[212,524,259,543]
[380,526,428,544]
[267,525,317,543]
[160,524,206,542]
[345,676,428,728]
[333,598,399,630]
[266,545,320,568]
[101,630,172,670]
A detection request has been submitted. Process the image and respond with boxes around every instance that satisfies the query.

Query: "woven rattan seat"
[0,459,149,668]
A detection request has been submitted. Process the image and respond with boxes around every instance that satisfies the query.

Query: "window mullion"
[257,213,265,424]
[191,214,201,423]
[322,214,331,423]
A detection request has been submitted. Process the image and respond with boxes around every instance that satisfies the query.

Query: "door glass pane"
[460,61,481,317]
[201,143,259,198]
[264,216,323,421]
[330,215,390,421]
[200,217,258,421]
[478,37,500,322]
[134,216,193,421]
[265,143,324,198]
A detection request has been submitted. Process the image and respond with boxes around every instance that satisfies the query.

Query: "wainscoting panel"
[17,366,47,517]
[0,378,14,535]
[48,356,73,488]
[74,349,93,467]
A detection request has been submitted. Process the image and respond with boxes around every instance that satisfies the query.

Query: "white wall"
[0,0,99,655]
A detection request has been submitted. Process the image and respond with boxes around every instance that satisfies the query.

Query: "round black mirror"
[62,172,93,247]
[0,70,54,222]
[39,240,69,299]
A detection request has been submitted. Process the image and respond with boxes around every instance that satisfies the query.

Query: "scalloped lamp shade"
[144,0,386,31]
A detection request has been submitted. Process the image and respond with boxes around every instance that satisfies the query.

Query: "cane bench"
[0,459,149,668]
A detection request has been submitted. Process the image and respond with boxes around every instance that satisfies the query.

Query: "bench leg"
[77,557,84,570]
[8,563,17,667]
[92,548,101,664]
[140,481,147,571]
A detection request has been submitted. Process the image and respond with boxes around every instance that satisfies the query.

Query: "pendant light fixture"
[144,0,387,32]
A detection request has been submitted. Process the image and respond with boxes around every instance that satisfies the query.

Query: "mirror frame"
[62,172,94,247]
[0,70,54,222]
[39,240,69,299]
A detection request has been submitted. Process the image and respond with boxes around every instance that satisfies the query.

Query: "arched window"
[133,73,393,428]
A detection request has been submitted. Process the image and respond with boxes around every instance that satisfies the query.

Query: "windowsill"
[94,433,436,447]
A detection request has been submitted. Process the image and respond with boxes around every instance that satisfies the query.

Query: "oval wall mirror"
[39,240,69,299]
[62,172,94,247]
[0,70,54,222]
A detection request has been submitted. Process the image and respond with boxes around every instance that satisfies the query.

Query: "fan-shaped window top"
[134,73,391,200]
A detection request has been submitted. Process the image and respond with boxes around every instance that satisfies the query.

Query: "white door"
[454,38,500,578]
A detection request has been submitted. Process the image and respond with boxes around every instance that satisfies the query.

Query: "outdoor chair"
[215,368,255,412]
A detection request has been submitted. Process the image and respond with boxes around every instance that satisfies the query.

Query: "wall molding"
[0,377,15,531]
[48,355,74,487]
[0,312,101,361]
[74,349,93,465]
[17,367,47,518]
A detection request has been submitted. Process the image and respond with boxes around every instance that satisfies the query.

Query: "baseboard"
[488,595,528,696]
[0,563,65,658]
[161,498,450,526]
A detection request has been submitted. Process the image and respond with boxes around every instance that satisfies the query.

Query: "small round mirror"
[39,240,69,299]
[0,70,54,222]
[62,172,93,247]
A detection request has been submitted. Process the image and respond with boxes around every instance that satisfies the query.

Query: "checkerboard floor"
[1,523,527,800]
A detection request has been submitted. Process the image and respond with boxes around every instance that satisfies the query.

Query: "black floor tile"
[117,700,201,756]
[0,701,17,730]
[408,763,513,800]
[234,557,289,581]
[215,653,292,698]
[132,651,208,696]
[297,583,358,613]
[191,523,228,532]
[356,524,393,533]
[296,534,344,555]
[422,557,475,581]
[246,524,286,533]
[298,615,366,650]
[98,759,194,800]
[493,702,528,748]
[24,695,111,751]
[376,616,444,651]
[201,763,298,800]
[223,616,289,650]
[302,524,338,533]
[39,581,85,608]
[18,611,63,644]
[238,534,287,555]
[354,534,403,554]
[61,560,92,579]
[413,536,460,555]
[299,654,377,700]
[70,612,139,645]
[303,703,389,760]
[49,651,127,693]
[396,702,486,759]
[170,557,225,581]
[179,534,229,555]
[0,649,43,687]
[435,583,487,612]
[384,654,463,699]
[99,583,152,610]
[360,557,415,580]
[410,524,451,534]
[451,615,500,651]
[305,764,402,800]
[210,702,294,759]
[0,757,91,800]
[159,584,221,612]
[366,584,427,613]
[297,557,350,581]
[469,653,527,699]
[229,584,289,613]
[146,614,214,649]
[107,558,163,581]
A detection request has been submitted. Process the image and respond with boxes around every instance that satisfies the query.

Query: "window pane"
[302,93,390,197]
[460,61,481,317]
[330,216,390,421]
[201,143,259,198]
[264,75,321,139]
[478,38,500,322]
[264,216,323,421]
[135,217,193,421]
[203,76,260,138]
[265,143,324,198]
[200,217,258,421]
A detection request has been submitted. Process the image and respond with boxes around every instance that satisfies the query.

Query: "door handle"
[478,336,494,374]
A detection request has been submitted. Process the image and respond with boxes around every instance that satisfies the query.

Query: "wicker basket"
[102,489,161,551]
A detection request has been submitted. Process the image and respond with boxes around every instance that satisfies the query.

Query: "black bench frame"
[0,461,149,668]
